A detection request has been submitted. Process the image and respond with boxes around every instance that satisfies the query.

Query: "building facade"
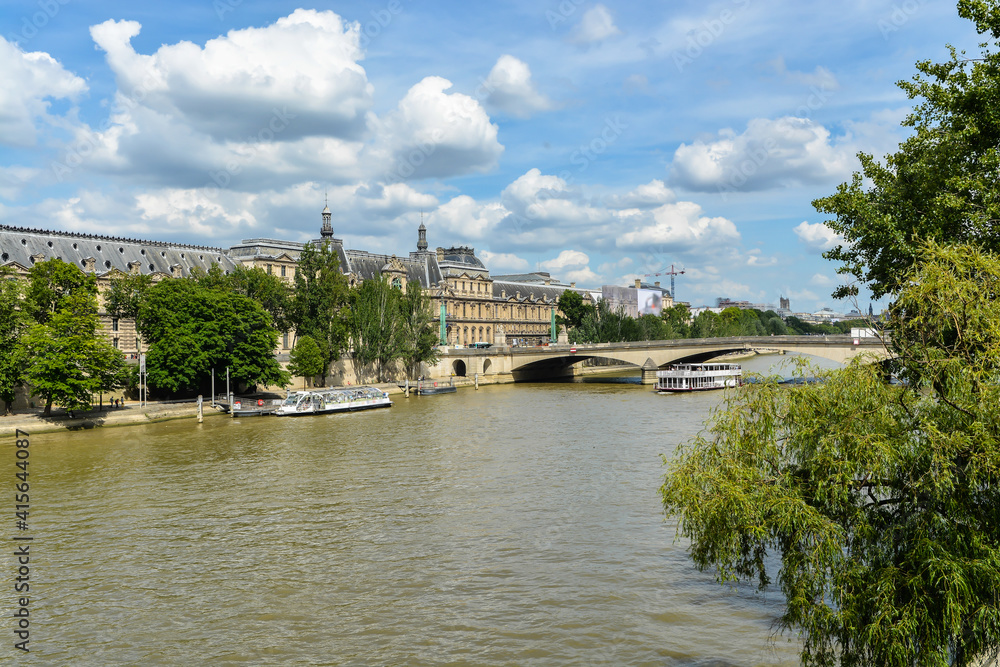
[0,206,594,355]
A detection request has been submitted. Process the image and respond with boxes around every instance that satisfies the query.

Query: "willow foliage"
[661,243,1000,666]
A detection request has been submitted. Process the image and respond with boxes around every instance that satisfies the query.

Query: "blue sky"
[0,0,984,311]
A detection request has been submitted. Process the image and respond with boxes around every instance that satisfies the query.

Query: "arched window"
[392,277,402,289]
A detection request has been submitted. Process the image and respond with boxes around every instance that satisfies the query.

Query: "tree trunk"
[43,398,52,416]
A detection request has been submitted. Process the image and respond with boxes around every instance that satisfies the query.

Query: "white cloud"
[768,57,840,91]
[572,5,622,44]
[483,55,554,119]
[670,117,856,192]
[0,166,41,200]
[810,273,836,286]
[605,179,674,209]
[616,201,740,253]
[0,38,87,146]
[746,249,778,267]
[500,169,608,230]
[480,250,529,272]
[376,76,504,180]
[90,10,373,142]
[794,221,842,253]
[539,249,590,272]
[428,195,507,240]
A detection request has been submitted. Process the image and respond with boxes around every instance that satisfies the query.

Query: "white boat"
[275,386,392,416]
[656,363,742,393]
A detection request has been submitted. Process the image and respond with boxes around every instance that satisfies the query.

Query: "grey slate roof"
[344,249,439,288]
[0,225,236,277]
[492,279,573,303]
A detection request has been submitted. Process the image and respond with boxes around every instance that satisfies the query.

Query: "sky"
[0,0,986,312]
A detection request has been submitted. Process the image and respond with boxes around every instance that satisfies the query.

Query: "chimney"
[654,281,660,288]
[570,282,576,288]
[634,278,641,289]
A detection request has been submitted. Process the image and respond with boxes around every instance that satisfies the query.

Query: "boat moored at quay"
[656,363,742,393]
[275,386,392,416]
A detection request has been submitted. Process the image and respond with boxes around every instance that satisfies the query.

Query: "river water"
[16,354,840,665]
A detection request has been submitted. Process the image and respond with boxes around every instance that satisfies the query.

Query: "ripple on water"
[24,378,807,665]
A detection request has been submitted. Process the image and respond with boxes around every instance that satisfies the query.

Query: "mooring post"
[198,395,204,423]
[405,379,410,397]
[475,372,479,390]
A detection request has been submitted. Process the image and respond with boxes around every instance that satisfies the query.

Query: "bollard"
[198,395,204,423]
[475,372,479,390]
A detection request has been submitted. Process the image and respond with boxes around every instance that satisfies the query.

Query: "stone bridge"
[425,335,891,384]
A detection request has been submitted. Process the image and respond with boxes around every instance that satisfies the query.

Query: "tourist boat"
[656,363,742,393]
[275,386,392,416]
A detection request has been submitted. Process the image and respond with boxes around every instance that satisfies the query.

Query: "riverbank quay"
[0,401,227,437]
[0,378,502,437]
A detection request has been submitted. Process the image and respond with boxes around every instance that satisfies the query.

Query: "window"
[267,264,272,274]
[136,337,140,351]
[113,338,119,349]
[281,265,286,277]
[283,333,289,349]
[112,318,119,332]
[392,277,402,289]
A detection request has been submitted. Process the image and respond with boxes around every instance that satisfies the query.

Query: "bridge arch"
[452,360,467,377]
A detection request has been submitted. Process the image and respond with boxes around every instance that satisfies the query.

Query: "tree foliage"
[287,335,324,386]
[661,242,1000,666]
[347,277,440,382]
[0,268,28,414]
[22,261,127,415]
[815,1,1000,300]
[137,277,289,395]
[105,271,153,321]
[289,241,350,385]
[557,289,592,330]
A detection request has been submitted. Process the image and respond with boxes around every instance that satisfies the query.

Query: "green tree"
[815,1,1000,300]
[349,275,407,383]
[193,263,291,333]
[661,241,1000,666]
[0,268,28,414]
[557,290,591,330]
[23,287,127,416]
[399,281,440,378]
[289,241,350,385]
[105,271,153,321]
[24,257,96,324]
[661,304,691,339]
[287,335,325,387]
[137,278,289,395]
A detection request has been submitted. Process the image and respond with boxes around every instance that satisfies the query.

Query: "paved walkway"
[0,401,217,437]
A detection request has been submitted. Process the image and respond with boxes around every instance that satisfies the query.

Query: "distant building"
[602,279,672,318]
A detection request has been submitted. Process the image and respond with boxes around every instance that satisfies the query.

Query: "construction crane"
[642,264,685,301]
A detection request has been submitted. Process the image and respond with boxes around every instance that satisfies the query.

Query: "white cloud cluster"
[90,10,373,142]
[0,37,87,146]
[375,76,504,180]
[60,11,503,191]
[615,200,741,252]
[482,55,555,119]
[572,5,622,44]
[670,117,856,192]
[794,220,842,253]
[480,250,529,272]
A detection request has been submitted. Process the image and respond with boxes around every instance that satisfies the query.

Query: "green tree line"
[557,289,868,344]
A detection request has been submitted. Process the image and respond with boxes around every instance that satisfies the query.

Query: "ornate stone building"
[0,205,593,354]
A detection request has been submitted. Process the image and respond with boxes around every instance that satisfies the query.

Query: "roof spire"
[417,211,428,252]
[321,193,333,238]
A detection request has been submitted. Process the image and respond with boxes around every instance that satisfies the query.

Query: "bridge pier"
[640,358,659,385]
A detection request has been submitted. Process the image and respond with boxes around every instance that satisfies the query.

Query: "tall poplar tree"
[289,241,350,385]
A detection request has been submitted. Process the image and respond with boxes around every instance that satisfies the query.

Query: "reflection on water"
[18,356,838,664]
